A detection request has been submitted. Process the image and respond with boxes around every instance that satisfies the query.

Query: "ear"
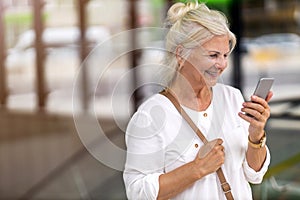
[175,45,184,66]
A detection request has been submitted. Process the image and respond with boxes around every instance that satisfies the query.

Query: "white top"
[123,83,270,200]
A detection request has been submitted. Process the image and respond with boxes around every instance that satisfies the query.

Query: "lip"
[205,70,219,78]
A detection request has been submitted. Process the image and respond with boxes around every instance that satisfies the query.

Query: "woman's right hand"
[157,138,225,200]
[193,138,225,177]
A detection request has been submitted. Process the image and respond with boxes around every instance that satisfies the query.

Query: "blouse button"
[203,113,208,117]
[195,144,199,148]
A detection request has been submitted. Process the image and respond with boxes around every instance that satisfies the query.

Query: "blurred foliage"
[175,0,232,3]
[4,12,48,26]
[150,0,165,9]
[172,0,233,18]
[265,152,300,179]
[4,12,33,26]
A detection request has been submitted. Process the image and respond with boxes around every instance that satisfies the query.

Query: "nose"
[215,56,227,69]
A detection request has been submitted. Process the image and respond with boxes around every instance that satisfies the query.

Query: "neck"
[169,78,213,111]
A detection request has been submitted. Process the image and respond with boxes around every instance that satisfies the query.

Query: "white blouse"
[123,83,270,200]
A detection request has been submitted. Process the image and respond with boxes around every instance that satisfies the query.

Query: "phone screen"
[253,78,274,100]
[246,78,274,117]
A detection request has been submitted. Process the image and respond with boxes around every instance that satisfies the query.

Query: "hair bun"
[166,2,200,27]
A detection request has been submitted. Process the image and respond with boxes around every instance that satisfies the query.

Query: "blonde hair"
[161,2,236,86]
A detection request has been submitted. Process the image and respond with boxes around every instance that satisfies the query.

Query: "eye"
[209,54,218,58]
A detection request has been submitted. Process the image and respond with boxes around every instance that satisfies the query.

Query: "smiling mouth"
[205,70,219,78]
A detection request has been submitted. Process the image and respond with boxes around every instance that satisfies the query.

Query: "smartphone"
[246,78,274,117]
[252,77,274,100]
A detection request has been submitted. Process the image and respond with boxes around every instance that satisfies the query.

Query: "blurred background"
[0,0,300,199]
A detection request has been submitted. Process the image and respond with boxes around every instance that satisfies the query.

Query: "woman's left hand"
[239,91,273,142]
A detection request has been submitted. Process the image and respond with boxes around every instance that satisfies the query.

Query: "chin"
[205,78,218,87]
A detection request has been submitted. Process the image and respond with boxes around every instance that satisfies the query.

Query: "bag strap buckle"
[221,182,231,193]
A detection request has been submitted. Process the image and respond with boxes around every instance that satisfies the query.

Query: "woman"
[123,2,272,200]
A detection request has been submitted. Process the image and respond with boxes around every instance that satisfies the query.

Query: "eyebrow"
[205,49,231,55]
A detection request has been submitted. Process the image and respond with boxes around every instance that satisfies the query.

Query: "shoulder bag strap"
[160,89,234,200]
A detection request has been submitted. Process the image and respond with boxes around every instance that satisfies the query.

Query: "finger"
[214,144,225,155]
[198,141,217,158]
[239,111,264,124]
[265,91,273,102]
[241,108,267,123]
[251,95,269,109]
[218,145,225,153]
[206,139,223,149]
[205,145,224,160]
[215,138,223,145]
[200,139,224,158]
[198,145,212,159]
[242,102,265,114]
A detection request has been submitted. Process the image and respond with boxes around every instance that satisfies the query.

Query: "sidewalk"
[0,109,127,199]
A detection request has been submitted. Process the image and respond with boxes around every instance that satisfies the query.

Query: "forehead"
[202,35,230,53]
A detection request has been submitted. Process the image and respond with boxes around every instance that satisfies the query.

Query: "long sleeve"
[123,103,166,200]
[233,87,271,184]
[243,146,271,184]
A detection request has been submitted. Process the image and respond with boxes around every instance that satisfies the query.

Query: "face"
[180,35,231,89]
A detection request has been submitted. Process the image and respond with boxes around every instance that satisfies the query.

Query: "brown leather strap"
[160,89,234,200]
